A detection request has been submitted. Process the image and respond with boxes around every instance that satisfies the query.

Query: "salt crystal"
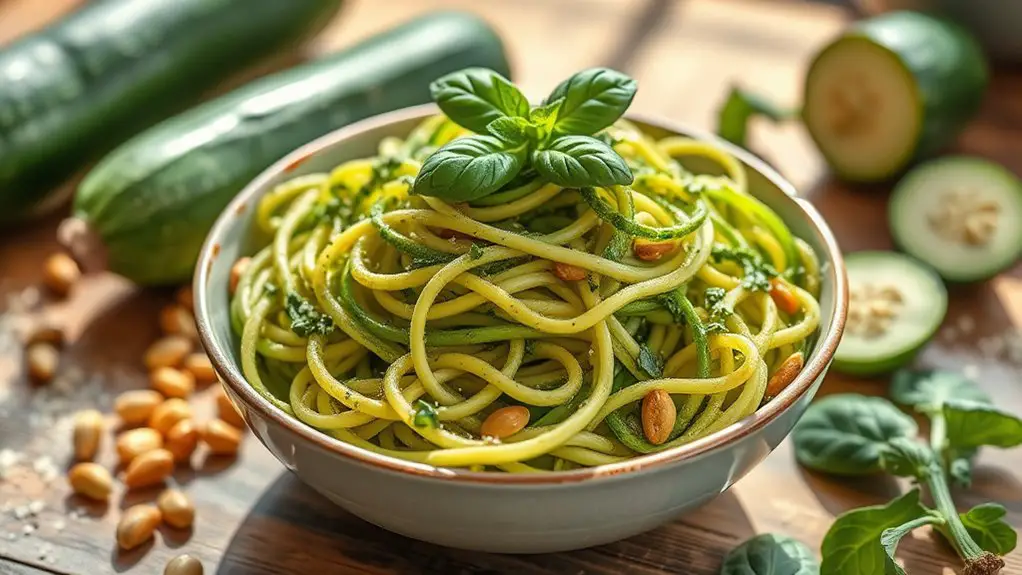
[6,532,16,541]
[0,449,20,479]
[28,500,44,515]
[52,519,66,531]
[32,456,58,483]
[22,524,34,536]
[13,506,30,520]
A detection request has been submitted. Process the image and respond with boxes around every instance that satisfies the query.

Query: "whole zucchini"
[0,0,342,222]
[66,12,511,285]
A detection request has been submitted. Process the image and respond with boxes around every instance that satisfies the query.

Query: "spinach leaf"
[959,503,1017,556]
[412,399,439,428]
[878,437,935,479]
[637,344,663,378]
[792,395,917,475]
[430,68,529,133]
[716,85,796,148]
[880,513,944,575]
[285,292,335,336]
[532,135,633,187]
[546,67,637,136]
[943,398,1022,449]
[820,489,930,575]
[889,369,990,414]
[720,534,819,575]
[486,116,530,145]
[413,135,526,202]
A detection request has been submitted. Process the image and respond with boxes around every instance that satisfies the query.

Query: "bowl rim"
[194,103,848,486]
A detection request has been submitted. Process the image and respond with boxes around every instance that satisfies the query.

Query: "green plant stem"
[924,420,984,561]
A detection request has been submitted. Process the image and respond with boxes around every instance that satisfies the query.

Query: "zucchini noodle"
[230,115,822,472]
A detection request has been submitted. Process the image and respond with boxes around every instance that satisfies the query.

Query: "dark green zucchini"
[65,12,511,286]
[0,0,342,221]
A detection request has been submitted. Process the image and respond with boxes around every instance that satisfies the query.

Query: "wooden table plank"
[2,1,1020,574]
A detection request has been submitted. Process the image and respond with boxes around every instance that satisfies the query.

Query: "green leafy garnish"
[959,504,1018,556]
[636,344,663,378]
[711,245,777,291]
[413,67,636,201]
[412,399,439,429]
[943,399,1022,449]
[285,291,335,337]
[703,286,731,333]
[719,534,819,575]
[468,243,485,260]
[716,85,797,148]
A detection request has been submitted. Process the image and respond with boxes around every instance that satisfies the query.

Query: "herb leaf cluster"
[414,67,637,202]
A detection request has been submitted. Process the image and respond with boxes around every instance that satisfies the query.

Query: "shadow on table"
[217,471,756,575]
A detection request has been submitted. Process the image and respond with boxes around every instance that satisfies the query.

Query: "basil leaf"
[720,534,819,575]
[878,437,935,479]
[412,399,438,428]
[468,243,485,260]
[285,291,335,336]
[413,135,526,202]
[890,369,990,414]
[530,98,563,131]
[546,67,637,136]
[880,513,944,575]
[637,344,663,378]
[792,395,917,476]
[944,398,1022,449]
[959,503,1017,555]
[430,68,530,133]
[716,85,796,148]
[821,489,930,575]
[486,116,531,145]
[532,135,633,187]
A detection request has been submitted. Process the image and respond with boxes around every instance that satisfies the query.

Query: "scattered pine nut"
[641,389,675,445]
[117,505,162,550]
[229,257,251,295]
[480,406,530,439]
[201,419,242,455]
[553,262,586,282]
[68,463,113,501]
[165,554,203,575]
[183,353,216,384]
[144,336,192,370]
[42,253,80,296]
[633,240,676,261]
[159,305,198,340]
[114,390,164,426]
[116,428,164,466]
[165,419,199,463]
[25,321,64,347]
[72,410,104,461]
[124,448,174,489]
[765,352,805,400]
[149,399,192,436]
[175,286,194,310]
[157,489,194,529]
[26,342,59,383]
[150,367,196,399]
[216,389,245,429]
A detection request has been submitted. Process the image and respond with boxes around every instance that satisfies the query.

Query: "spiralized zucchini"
[231,116,822,472]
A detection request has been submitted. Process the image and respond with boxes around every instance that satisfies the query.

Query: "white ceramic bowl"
[194,105,848,554]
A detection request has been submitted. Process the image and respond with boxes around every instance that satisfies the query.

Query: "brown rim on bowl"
[194,104,848,485]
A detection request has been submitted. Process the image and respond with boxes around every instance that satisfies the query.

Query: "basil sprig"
[413,67,637,202]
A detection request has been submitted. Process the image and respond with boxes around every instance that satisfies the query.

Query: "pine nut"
[117,505,162,550]
[114,390,164,426]
[553,262,586,282]
[149,398,192,436]
[229,257,251,295]
[144,336,192,370]
[26,342,59,383]
[68,463,113,501]
[42,253,80,296]
[150,367,195,399]
[159,305,198,340]
[480,406,530,439]
[165,554,204,575]
[26,321,64,347]
[175,286,194,310]
[216,389,245,429]
[165,419,199,463]
[633,240,677,261]
[72,409,104,461]
[124,448,174,489]
[157,489,194,529]
[183,353,216,384]
[201,419,242,455]
[765,352,805,400]
[116,427,164,465]
[641,389,675,445]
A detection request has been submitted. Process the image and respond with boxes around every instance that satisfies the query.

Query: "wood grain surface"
[1,1,1020,574]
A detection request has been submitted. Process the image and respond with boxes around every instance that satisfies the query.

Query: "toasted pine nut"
[114,390,164,426]
[553,262,586,282]
[641,389,675,445]
[116,427,164,465]
[175,286,194,310]
[216,389,244,429]
[633,240,676,261]
[229,257,251,295]
[769,278,801,315]
[165,554,204,575]
[165,419,199,463]
[183,353,216,384]
[765,352,805,400]
[124,448,174,489]
[480,406,530,439]
[26,342,59,383]
[159,305,198,340]
[72,410,104,461]
[157,489,194,529]
[26,321,64,347]
[144,336,192,370]
[42,253,80,296]
[150,367,195,399]
[149,398,192,436]
[201,419,242,455]
[68,463,113,501]
[117,505,162,550]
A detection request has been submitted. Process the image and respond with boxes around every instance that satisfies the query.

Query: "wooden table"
[1,1,1020,573]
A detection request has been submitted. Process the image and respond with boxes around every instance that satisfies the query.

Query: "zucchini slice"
[834,251,947,376]
[890,156,1022,282]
